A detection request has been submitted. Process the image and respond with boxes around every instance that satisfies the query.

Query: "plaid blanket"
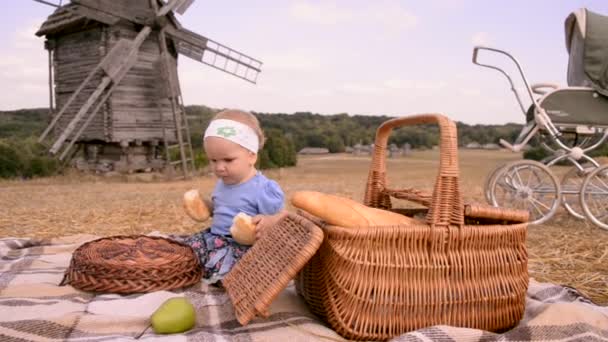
[1,234,607,342]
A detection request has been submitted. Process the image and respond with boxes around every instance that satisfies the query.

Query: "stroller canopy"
[565,8,608,95]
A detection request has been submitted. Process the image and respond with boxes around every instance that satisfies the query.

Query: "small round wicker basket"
[60,235,202,294]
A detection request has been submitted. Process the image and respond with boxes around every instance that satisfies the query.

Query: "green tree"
[257,148,275,170]
[0,138,60,179]
[324,133,345,153]
[0,141,22,178]
[258,129,297,169]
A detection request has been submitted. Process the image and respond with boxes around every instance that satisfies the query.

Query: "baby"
[185,109,287,284]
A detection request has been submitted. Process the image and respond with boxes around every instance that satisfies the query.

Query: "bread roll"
[230,212,257,245]
[183,189,211,222]
[290,191,419,228]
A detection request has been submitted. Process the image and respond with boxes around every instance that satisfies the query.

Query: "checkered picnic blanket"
[1,234,607,341]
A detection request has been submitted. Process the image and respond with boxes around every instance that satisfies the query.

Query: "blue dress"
[185,172,284,284]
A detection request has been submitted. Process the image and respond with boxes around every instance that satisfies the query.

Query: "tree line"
[0,105,543,179]
[188,106,525,152]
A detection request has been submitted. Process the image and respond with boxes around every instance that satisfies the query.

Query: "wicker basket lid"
[61,235,202,294]
[222,213,324,325]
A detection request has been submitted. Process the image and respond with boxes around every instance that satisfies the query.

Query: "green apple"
[151,297,196,334]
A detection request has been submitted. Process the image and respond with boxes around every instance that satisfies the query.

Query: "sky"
[1,1,608,124]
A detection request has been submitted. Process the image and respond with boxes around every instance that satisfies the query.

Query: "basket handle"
[363,114,464,227]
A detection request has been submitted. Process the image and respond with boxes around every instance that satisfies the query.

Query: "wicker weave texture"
[223,213,324,325]
[61,235,202,294]
[296,114,529,341]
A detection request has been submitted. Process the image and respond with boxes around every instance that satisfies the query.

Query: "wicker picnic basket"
[60,235,202,294]
[295,114,530,341]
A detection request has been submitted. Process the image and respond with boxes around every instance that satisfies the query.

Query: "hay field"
[1,149,607,304]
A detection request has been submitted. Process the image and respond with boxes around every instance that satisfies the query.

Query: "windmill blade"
[100,28,152,84]
[175,0,195,15]
[32,0,62,8]
[49,76,111,156]
[165,26,262,84]
[157,0,195,17]
[71,0,154,25]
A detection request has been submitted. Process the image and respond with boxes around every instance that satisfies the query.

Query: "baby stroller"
[472,8,608,229]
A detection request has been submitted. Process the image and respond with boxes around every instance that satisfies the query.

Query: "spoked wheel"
[580,164,608,230]
[483,163,507,204]
[489,160,562,225]
[561,163,596,219]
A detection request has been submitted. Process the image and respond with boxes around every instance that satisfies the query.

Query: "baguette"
[230,212,257,245]
[183,189,211,222]
[290,191,419,228]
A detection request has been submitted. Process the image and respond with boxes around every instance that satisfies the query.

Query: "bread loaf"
[183,189,211,222]
[290,191,419,228]
[230,212,257,245]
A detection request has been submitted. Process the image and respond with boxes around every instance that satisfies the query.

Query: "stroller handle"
[472,46,535,107]
[472,46,480,63]
[472,46,562,138]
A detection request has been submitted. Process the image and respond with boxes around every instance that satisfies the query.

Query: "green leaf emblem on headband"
[216,126,237,138]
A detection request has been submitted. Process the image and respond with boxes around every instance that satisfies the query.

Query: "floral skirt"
[184,230,250,284]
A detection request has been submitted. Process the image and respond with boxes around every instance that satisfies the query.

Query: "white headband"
[204,119,259,153]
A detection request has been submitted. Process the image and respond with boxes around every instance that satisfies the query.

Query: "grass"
[1,149,607,304]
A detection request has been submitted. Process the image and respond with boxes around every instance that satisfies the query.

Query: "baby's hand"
[251,215,269,240]
[252,211,288,240]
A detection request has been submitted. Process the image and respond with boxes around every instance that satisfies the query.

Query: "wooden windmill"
[34,0,262,177]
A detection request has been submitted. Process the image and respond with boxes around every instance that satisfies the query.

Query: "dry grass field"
[1,149,607,304]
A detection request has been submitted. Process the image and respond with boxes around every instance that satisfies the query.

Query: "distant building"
[388,143,412,158]
[403,143,412,156]
[483,143,501,150]
[465,142,501,150]
[352,143,374,155]
[298,147,330,155]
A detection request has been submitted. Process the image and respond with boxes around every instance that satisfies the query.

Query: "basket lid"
[61,235,202,294]
[222,213,323,325]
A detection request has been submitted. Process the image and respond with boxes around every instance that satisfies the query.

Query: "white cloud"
[384,79,413,90]
[414,80,448,90]
[433,0,467,10]
[341,79,448,95]
[367,4,418,32]
[0,20,48,109]
[289,1,417,33]
[301,88,334,97]
[19,83,47,93]
[262,52,324,72]
[289,2,354,25]
[458,87,481,96]
[340,83,384,95]
[14,21,45,49]
[471,31,492,46]
[0,56,28,68]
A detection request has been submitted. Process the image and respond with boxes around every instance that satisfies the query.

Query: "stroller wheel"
[484,163,507,204]
[489,160,561,225]
[561,164,596,219]
[580,164,608,230]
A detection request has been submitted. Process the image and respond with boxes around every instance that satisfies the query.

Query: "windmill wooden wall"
[53,24,106,141]
[45,14,179,145]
